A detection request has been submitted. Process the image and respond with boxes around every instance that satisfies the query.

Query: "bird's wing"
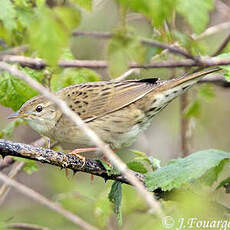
[57,78,159,122]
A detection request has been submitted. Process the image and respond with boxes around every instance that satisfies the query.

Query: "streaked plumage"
[10,68,219,158]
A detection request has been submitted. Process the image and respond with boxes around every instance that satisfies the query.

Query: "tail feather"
[169,67,220,88]
[158,67,220,92]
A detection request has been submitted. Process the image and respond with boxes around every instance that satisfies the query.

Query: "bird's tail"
[157,67,220,92]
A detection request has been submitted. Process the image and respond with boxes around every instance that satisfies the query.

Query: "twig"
[0,139,145,185]
[2,55,230,71]
[180,93,190,156]
[115,68,140,81]
[72,31,198,61]
[0,161,24,205]
[0,138,49,205]
[7,222,49,230]
[0,62,164,217]
[192,21,230,40]
[0,55,45,69]
[212,33,230,56]
[0,45,28,56]
[0,156,15,171]
[0,172,98,230]
[58,57,230,68]
[199,75,230,87]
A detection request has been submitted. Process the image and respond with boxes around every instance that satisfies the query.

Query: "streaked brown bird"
[8,68,219,159]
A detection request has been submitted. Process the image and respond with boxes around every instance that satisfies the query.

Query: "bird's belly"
[50,105,149,155]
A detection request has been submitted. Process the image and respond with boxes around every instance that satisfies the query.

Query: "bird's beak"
[8,112,30,119]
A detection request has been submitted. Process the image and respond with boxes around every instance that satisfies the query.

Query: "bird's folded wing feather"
[57,79,159,122]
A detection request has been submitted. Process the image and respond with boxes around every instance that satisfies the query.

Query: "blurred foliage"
[0,68,43,111]
[217,52,230,81]
[107,31,146,77]
[50,68,101,91]
[13,157,39,174]
[176,0,214,34]
[117,0,176,28]
[0,119,24,138]
[184,84,215,118]
[0,0,229,229]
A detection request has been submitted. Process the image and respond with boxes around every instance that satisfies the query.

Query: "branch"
[0,171,98,230]
[0,45,28,56]
[0,55,45,69]
[0,156,15,171]
[192,21,230,40]
[199,75,230,87]
[0,139,144,185]
[212,33,230,56]
[72,31,198,61]
[7,222,49,230]
[0,161,24,205]
[2,55,230,73]
[0,134,50,205]
[0,62,164,217]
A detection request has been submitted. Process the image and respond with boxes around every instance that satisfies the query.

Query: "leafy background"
[0,0,230,229]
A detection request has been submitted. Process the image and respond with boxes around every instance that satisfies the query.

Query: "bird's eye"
[35,105,43,112]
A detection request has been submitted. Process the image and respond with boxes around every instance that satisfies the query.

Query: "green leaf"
[0,0,16,30]
[198,84,215,101]
[0,119,24,139]
[147,156,161,171]
[108,181,122,225]
[23,161,39,174]
[216,53,230,82]
[145,149,230,191]
[15,3,34,28]
[176,0,214,34]
[200,160,226,186]
[28,6,68,65]
[22,67,45,82]
[13,158,39,174]
[50,68,101,91]
[107,32,145,77]
[94,190,112,228]
[54,6,81,30]
[0,70,39,111]
[131,150,147,158]
[60,48,75,60]
[107,35,129,77]
[118,0,175,28]
[131,150,161,170]
[127,161,148,174]
[184,100,201,118]
[72,0,92,11]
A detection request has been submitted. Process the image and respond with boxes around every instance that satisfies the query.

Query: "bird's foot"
[68,147,98,168]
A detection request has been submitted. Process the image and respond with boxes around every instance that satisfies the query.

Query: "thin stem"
[7,222,49,230]
[180,93,190,156]
[2,55,230,70]
[212,33,230,56]
[0,172,98,230]
[72,31,197,61]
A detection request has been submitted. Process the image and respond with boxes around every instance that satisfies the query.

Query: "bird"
[8,68,219,159]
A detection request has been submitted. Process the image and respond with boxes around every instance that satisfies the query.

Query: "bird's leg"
[70,147,98,182]
[69,147,99,155]
[66,147,99,178]
[102,156,112,169]
[43,136,51,149]
[101,148,118,169]
[68,147,99,168]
